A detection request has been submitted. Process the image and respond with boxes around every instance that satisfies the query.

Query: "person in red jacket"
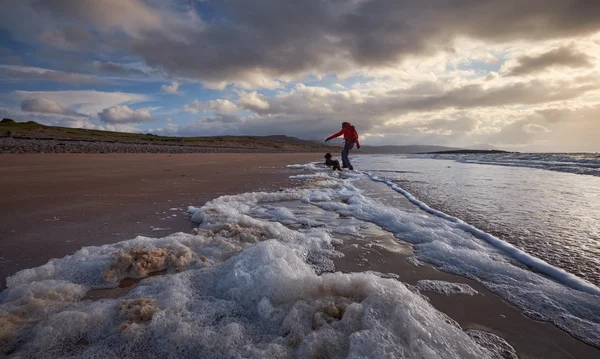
[325,122,360,170]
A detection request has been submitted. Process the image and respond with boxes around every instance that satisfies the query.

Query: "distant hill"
[423,149,512,154]
[465,144,500,151]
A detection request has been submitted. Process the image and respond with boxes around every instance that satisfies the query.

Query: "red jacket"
[327,123,360,146]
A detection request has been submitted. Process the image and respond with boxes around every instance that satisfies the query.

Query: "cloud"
[163,75,600,150]
[0,65,100,84]
[8,0,599,87]
[146,99,600,151]
[20,97,83,117]
[388,78,597,110]
[534,104,600,125]
[98,105,153,124]
[184,99,240,115]
[161,81,180,94]
[238,92,270,112]
[470,104,600,151]
[414,116,480,135]
[92,61,147,76]
[32,0,174,37]
[236,78,598,125]
[40,25,94,49]
[506,46,595,76]
[3,1,600,151]
[183,99,202,114]
[522,123,551,134]
[62,24,94,43]
[15,90,151,116]
[205,99,239,115]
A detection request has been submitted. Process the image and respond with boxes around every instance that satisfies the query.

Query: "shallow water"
[354,155,600,286]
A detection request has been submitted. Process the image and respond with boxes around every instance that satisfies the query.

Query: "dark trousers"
[342,142,354,169]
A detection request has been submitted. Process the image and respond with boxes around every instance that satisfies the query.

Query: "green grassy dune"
[0,118,333,152]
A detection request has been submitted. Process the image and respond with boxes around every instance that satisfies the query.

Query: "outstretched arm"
[326,129,344,141]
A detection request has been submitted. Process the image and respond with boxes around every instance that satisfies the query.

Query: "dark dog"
[324,153,342,171]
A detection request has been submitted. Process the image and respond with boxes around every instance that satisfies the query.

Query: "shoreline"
[333,229,600,358]
[2,154,597,358]
[326,178,600,357]
[0,152,319,288]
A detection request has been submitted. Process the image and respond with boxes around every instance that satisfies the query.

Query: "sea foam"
[1,182,495,358]
[366,172,600,297]
[289,163,600,347]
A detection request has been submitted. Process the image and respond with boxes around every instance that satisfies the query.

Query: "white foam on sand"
[287,164,600,348]
[416,280,478,296]
[1,185,497,358]
[466,330,518,359]
[366,173,600,297]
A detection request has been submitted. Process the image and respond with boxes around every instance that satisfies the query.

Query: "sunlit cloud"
[1,0,600,151]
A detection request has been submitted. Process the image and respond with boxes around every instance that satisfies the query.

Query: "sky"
[1,0,599,152]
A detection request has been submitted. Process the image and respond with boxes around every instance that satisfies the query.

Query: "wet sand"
[333,192,600,359]
[0,153,317,288]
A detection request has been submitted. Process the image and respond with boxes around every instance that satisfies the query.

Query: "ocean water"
[423,152,600,177]
[354,154,600,286]
[1,159,599,357]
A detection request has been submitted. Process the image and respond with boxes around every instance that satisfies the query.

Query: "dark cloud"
[62,24,94,43]
[40,25,94,50]
[16,0,600,84]
[92,61,147,76]
[21,97,83,116]
[507,46,595,76]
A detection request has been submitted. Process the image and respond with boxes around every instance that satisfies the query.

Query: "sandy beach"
[1,153,598,358]
[0,153,318,288]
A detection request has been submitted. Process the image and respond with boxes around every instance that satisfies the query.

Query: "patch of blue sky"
[0,29,31,55]
[187,83,241,101]
[455,58,504,75]
[337,74,380,89]
[193,0,232,22]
